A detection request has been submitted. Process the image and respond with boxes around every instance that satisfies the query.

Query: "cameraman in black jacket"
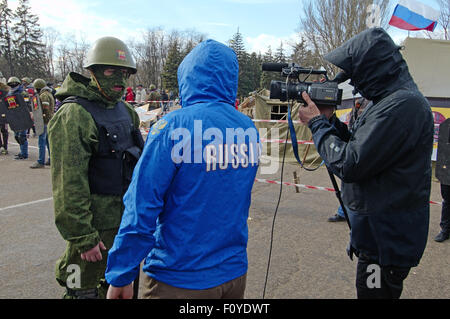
[299,28,434,299]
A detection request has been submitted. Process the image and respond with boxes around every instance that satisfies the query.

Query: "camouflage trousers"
[55,228,118,299]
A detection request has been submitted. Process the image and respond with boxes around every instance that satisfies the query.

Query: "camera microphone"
[261,62,289,72]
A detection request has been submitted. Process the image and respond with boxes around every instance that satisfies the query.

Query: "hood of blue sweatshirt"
[177,39,238,109]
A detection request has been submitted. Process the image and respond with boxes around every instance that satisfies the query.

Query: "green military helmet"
[149,84,156,90]
[7,76,21,85]
[33,78,46,90]
[22,77,32,84]
[84,36,137,74]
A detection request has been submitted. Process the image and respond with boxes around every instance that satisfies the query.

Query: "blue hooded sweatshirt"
[105,39,260,289]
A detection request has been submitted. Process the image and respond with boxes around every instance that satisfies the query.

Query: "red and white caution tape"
[252,118,441,127]
[254,178,442,206]
[130,100,173,104]
[255,178,335,193]
[252,119,303,124]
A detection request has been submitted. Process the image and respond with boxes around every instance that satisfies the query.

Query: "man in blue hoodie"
[105,39,260,299]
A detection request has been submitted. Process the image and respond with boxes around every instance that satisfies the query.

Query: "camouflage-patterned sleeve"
[40,92,55,125]
[48,103,101,254]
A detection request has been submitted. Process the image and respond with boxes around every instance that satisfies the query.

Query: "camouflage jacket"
[39,88,55,125]
[48,72,141,254]
[146,90,161,109]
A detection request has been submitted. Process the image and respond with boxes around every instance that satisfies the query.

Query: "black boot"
[435,231,450,243]
[328,214,346,222]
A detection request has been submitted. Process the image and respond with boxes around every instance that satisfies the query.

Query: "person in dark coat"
[159,89,169,114]
[298,28,434,299]
[435,182,450,243]
[435,118,450,243]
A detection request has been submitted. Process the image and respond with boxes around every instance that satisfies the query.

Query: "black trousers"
[356,257,411,299]
[0,123,8,149]
[440,184,450,233]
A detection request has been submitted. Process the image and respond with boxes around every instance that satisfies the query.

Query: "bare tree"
[130,28,206,89]
[423,0,449,40]
[70,33,90,75]
[130,27,166,89]
[299,0,391,76]
[438,0,450,40]
[180,28,206,54]
[42,27,59,81]
[56,41,73,81]
[53,32,90,82]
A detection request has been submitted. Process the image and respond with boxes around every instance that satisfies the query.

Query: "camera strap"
[287,105,323,172]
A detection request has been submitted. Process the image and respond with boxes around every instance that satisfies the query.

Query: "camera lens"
[269,81,284,101]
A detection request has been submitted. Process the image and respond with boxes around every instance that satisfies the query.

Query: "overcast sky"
[7,0,443,54]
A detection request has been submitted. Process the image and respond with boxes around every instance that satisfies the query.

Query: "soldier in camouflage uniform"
[48,37,144,299]
[146,84,160,111]
[30,79,55,168]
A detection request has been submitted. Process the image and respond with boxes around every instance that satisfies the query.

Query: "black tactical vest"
[4,91,33,131]
[62,97,144,196]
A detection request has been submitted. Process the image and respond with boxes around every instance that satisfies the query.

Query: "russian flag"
[389,0,440,31]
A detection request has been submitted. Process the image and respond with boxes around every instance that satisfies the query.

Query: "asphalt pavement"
[0,135,449,299]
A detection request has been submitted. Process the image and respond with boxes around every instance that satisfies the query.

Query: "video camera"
[261,62,347,107]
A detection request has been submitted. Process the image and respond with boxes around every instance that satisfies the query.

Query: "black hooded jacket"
[309,28,434,267]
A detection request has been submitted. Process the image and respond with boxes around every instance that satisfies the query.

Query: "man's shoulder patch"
[150,119,169,137]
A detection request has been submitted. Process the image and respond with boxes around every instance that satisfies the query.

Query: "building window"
[271,104,288,120]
